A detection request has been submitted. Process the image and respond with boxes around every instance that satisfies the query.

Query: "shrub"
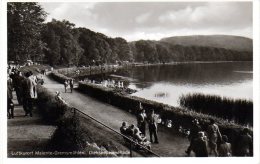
[50,71,71,84]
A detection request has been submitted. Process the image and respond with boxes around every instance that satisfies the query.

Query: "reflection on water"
[114,62,253,107]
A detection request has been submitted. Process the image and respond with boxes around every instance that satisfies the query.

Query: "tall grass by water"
[179,93,253,126]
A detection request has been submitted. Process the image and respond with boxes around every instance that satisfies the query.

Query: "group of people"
[7,66,39,118]
[64,79,74,93]
[136,108,159,144]
[185,118,253,157]
[82,78,125,89]
[119,103,160,150]
[120,122,151,150]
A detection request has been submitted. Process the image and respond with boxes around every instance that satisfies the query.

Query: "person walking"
[64,80,68,93]
[207,118,222,156]
[185,119,202,156]
[148,110,159,144]
[190,131,208,157]
[137,109,147,136]
[218,135,232,157]
[69,79,74,93]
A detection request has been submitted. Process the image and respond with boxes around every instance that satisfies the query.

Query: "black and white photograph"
[4,0,260,162]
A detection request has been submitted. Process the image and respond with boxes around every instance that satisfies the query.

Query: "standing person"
[185,119,202,156]
[69,79,74,93]
[207,119,222,156]
[21,72,29,115]
[7,80,14,119]
[64,80,68,93]
[7,75,13,99]
[13,71,23,105]
[190,131,208,157]
[137,109,147,136]
[148,110,159,144]
[236,128,253,156]
[218,135,232,157]
[24,71,38,117]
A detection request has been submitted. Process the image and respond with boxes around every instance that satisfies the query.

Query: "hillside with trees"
[161,35,252,52]
[130,39,252,63]
[8,2,253,66]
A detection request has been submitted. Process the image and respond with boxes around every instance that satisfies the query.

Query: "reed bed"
[179,93,253,126]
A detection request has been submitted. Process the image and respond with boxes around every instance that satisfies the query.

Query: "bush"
[179,93,253,126]
[19,65,51,74]
[50,71,71,84]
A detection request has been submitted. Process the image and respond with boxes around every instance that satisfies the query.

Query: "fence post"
[73,108,77,139]
[129,141,133,157]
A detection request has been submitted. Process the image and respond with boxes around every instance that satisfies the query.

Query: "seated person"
[120,122,128,135]
[133,128,147,143]
[126,124,136,138]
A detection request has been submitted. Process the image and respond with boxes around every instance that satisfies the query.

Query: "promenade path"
[8,91,57,157]
[43,74,192,157]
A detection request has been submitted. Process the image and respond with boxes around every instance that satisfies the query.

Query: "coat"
[27,76,37,99]
[191,137,208,157]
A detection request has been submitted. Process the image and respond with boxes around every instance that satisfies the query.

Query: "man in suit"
[137,109,147,136]
[148,110,159,144]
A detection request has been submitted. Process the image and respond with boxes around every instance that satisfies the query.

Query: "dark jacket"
[191,137,208,157]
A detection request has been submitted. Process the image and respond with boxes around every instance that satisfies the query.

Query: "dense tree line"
[130,40,252,63]
[8,2,253,66]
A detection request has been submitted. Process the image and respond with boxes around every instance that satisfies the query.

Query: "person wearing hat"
[190,131,208,157]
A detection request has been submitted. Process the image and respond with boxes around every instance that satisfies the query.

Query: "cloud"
[40,2,252,41]
[135,13,151,24]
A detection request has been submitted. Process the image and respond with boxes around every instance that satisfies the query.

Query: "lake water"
[113,62,253,107]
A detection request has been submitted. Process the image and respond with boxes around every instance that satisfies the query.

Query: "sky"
[40,2,252,41]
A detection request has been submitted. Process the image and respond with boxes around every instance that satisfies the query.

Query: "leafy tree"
[8,2,47,63]
[42,19,84,66]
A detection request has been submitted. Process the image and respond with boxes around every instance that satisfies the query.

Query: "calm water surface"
[113,62,253,107]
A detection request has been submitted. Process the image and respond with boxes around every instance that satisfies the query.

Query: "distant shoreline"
[132,60,252,67]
